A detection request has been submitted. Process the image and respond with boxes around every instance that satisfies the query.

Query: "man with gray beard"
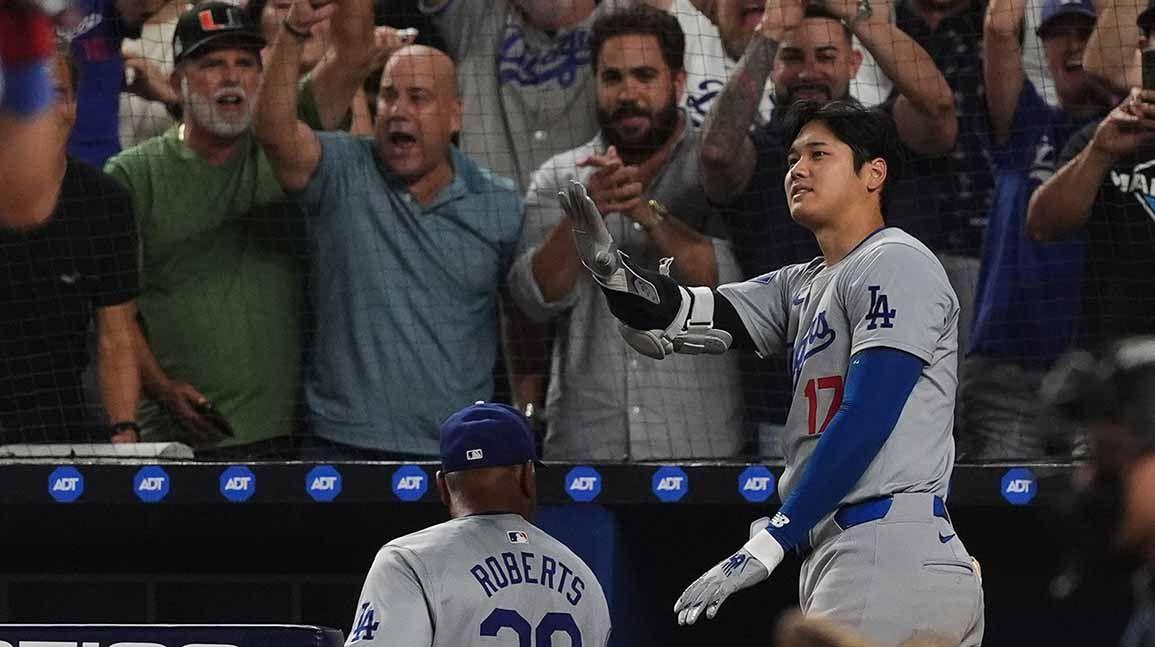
[104,0,376,456]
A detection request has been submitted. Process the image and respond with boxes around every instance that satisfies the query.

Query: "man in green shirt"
[105,0,376,455]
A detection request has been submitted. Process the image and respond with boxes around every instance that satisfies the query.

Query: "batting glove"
[673,516,786,626]
[558,180,732,359]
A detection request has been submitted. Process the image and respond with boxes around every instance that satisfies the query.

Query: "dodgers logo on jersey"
[219,465,256,502]
[865,286,897,330]
[737,465,776,503]
[349,602,380,644]
[1001,467,1037,505]
[792,311,836,384]
[48,465,84,503]
[134,465,170,503]
[685,78,723,126]
[391,465,428,502]
[564,465,602,503]
[498,25,591,88]
[1111,159,1155,222]
[306,464,342,502]
[652,465,689,502]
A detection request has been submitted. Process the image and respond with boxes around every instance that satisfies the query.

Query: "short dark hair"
[589,5,685,72]
[782,99,904,208]
[803,3,852,43]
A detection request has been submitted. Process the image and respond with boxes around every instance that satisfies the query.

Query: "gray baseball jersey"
[346,513,612,647]
[718,227,959,503]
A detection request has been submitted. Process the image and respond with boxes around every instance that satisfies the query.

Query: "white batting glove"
[673,516,786,626]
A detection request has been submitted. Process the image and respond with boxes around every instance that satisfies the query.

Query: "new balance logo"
[865,285,896,330]
[722,552,747,577]
[769,512,790,528]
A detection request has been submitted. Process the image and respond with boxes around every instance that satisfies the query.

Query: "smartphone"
[1142,48,1155,92]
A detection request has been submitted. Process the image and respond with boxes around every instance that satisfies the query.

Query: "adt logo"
[48,466,84,503]
[1001,467,1037,505]
[392,465,428,502]
[738,465,776,503]
[652,466,689,503]
[133,465,170,503]
[219,465,256,502]
[564,466,602,503]
[306,464,342,502]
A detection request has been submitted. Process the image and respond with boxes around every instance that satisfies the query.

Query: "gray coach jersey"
[346,513,611,647]
[718,228,959,503]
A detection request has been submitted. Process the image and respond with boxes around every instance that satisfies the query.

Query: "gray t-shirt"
[421,0,619,191]
[507,122,744,460]
[718,228,959,502]
[346,514,612,647]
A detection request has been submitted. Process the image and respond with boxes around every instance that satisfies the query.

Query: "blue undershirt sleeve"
[764,346,924,551]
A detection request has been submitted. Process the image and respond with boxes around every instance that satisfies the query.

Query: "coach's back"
[348,513,610,647]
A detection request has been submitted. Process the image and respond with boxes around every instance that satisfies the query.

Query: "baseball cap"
[440,402,536,474]
[1036,0,1097,37]
[173,1,266,64]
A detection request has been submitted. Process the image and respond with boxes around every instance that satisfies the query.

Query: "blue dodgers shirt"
[298,133,524,454]
[62,0,138,166]
[970,81,1095,367]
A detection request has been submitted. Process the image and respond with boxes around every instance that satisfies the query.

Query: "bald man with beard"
[256,0,525,459]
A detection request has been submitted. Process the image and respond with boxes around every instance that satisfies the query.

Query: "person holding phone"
[1027,4,1155,348]
[960,0,1116,460]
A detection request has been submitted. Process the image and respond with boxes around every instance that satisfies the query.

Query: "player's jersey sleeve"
[716,264,805,358]
[346,545,433,647]
[840,242,956,363]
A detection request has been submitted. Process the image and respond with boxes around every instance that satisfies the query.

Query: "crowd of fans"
[2,0,1153,463]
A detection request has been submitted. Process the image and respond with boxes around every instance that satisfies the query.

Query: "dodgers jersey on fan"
[346,513,611,647]
[718,228,959,503]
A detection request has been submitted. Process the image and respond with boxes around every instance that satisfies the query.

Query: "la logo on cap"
[466,449,484,460]
[199,8,240,31]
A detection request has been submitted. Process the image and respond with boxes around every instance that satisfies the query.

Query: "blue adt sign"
[1001,467,1037,505]
[134,465,170,503]
[564,466,602,503]
[48,466,84,503]
[219,465,256,502]
[652,465,689,503]
[306,465,342,502]
[738,465,776,503]
[392,465,428,502]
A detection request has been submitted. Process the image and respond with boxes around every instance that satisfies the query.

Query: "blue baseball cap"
[1037,0,1097,37]
[440,402,536,473]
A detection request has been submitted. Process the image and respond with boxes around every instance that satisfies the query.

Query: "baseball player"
[559,99,984,645]
[345,402,612,647]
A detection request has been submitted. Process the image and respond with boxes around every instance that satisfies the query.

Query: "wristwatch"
[843,0,873,29]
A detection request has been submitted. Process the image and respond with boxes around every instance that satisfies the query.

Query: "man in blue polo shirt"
[962,0,1115,460]
[255,0,523,458]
